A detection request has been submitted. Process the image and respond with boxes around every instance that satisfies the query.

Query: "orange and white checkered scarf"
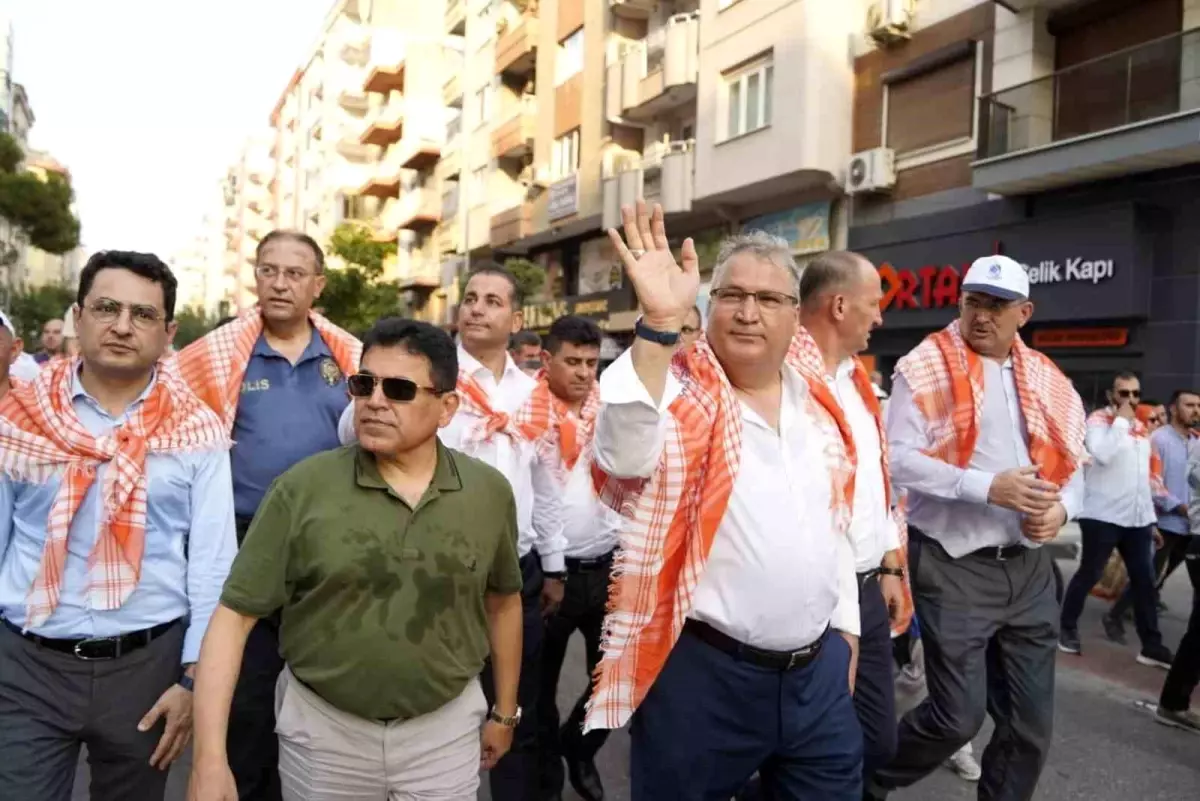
[169,307,361,432]
[1086,407,1168,498]
[896,321,1085,488]
[456,369,531,450]
[790,328,913,634]
[583,337,853,732]
[0,358,229,628]
[513,370,600,480]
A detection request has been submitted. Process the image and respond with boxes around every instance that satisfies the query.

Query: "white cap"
[0,309,14,337]
[961,254,1030,301]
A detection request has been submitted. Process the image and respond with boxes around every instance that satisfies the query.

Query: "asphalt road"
[76,538,1200,800]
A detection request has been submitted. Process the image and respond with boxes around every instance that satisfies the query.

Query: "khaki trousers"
[275,667,487,800]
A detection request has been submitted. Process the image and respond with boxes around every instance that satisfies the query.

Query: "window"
[723,57,774,140]
[552,129,580,178]
[555,28,584,87]
[472,86,492,129]
[469,166,488,207]
[885,55,975,155]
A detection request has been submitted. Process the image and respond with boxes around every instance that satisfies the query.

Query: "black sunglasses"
[347,373,443,403]
[1115,389,1141,399]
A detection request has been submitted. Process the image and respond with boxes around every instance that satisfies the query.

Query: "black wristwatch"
[634,317,681,347]
[543,571,567,581]
[878,566,905,579]
[178,673,195,692]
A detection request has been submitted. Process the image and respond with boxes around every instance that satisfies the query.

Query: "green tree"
[5,281,76,344]
[320,222,403,335]
[172,306,213,349]
[502,257,545,303]
[0,133,82,256]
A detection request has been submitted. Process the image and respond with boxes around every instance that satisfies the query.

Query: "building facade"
[848,0,1200,406]
[221,134,274,312]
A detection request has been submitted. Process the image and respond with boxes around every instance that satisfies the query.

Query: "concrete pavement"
[75,544,1199,800]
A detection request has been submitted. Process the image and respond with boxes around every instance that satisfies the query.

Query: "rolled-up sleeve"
[183,451,238,663]
[886,374,992,505]
[592,350,682,479]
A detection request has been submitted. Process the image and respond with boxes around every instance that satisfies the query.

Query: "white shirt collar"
[457,343,524,383]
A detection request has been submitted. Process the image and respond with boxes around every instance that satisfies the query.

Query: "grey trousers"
[873,531,1058,801]
[0,619,184,801]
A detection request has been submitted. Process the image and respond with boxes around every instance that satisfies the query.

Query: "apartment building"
[221,134,274,312]
[845,0,1200,404]
[423,0,861,342]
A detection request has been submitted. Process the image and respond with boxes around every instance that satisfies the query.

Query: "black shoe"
[1137,643,1174,669]
[1155,706,1200,733]
[1057,628,1082,655]
[561,727,604,801]
[1101,613,1127,644]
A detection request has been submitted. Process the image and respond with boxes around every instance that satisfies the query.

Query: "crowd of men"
[0,200,1196,801]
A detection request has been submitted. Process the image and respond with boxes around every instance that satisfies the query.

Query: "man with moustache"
[337,263,565,801]
[34,318,65,364]
[514,315,619,801]
[0,252,236,801]
[590,204,862,800]
[174,229,361,801]
[867,255,1086,801]
[188,318,524,801]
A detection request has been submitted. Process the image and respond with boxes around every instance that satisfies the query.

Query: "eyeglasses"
[255,264,316,283]
[680,325,699,335]
[347,373,443,403]
[85,299,164,330]
[711,287,798,312]
[1115,389,1141,399]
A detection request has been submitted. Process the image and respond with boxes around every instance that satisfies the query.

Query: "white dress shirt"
[1081,414,1157,528]
[887,357,1084,558]
[338,345,566,572]
[828,360,901,572]
[593,351,860,650]
[561,453,622,559]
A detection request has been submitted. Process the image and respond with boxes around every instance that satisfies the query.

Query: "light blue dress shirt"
[0,369,237,663]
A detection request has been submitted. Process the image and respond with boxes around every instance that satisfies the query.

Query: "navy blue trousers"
[631,627,863,801]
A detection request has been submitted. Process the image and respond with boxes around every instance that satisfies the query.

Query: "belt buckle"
[72,637,116,661]
[785,646,808,670]
[995,546,1008,562]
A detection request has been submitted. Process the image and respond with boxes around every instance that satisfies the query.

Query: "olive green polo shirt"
[220,441,523,721]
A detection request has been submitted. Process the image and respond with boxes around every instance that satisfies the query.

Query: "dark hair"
[1112,371,1139,387]
[212,316,237,331]
[77,251,178,323]
[1169,389,1200,407]
[465,261,523,307]
[361,317,458,393]
[510,330,541,350]
[798,251,870,310]
[544,315,603,354]
[1142,398,1162,408]
[256,230,325,273]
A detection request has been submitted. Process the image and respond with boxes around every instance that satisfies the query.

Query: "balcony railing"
[610,13,700,121]
[495,12,538,77]
[979,27,1200,161]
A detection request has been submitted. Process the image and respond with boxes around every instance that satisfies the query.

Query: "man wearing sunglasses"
[174,229,361,801]
[1058,372,1174,668]
[190,317,524,801]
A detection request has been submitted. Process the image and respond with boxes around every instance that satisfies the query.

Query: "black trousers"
[537,552,614,799]
[1160,539,1200,712]
[0,620,184,801]
[1111,530,1192,618]
[227,517,284,801]
[855,574,899,781]
[483,552,545,801]
[1061,519,1162,649]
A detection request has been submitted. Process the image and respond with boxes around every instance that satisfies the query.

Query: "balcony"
[491,95,537,159]
[439,144,462,179]
[394,248,442,290]
[495,13,538,78]
[337,133,377,161]
[609,0,654,19]
[338,87,369,112]
[613,13,699,121]
[357,146,405,198]
[975,28,1200,195]
[359,93,405,146]
[602,140,694,229]
[490,203,535,248]
[436,216,460,254]
[443,71,463,108]
[394,184,441,231]
[339,24,370,64]
[396,136,442,171]
[363,38,406,94]
[446,0,466,36]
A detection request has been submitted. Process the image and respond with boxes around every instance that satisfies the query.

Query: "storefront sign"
[856,206,1148,329]
[1031,327,1128,348]
[742,201,832,255]
[547,174,579,222]
[522,290,615,331]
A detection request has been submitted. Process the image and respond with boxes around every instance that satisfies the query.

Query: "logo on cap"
[988,262,1002,278]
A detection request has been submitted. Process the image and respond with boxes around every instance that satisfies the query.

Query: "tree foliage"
[172,306,214,350]
[320,222,402,335]
[503,257,545,304]
[5,281,75,344]
[0,133,81,255]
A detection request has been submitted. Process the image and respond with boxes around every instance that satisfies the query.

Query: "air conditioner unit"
[867,0,915,47]
[846,148,896,195]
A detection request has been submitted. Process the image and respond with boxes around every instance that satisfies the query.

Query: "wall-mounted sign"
[522,290,614,331]
[1031,327,1129,348]
[547,173,579,222]
[742,201,832,255]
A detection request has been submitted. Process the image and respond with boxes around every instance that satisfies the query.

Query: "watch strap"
[178,674,195,692]
[634,317,681,347]
[878,566,905,579]
[542,570,567,581]
[488,706,521,727]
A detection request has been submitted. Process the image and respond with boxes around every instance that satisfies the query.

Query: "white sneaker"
[944,744,982,782]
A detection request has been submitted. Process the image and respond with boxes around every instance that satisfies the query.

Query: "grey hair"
[710,230,801,297]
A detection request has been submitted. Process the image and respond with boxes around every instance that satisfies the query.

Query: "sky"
[3,0,335,259]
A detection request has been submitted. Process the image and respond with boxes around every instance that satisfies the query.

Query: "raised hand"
[607,200,700,330]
